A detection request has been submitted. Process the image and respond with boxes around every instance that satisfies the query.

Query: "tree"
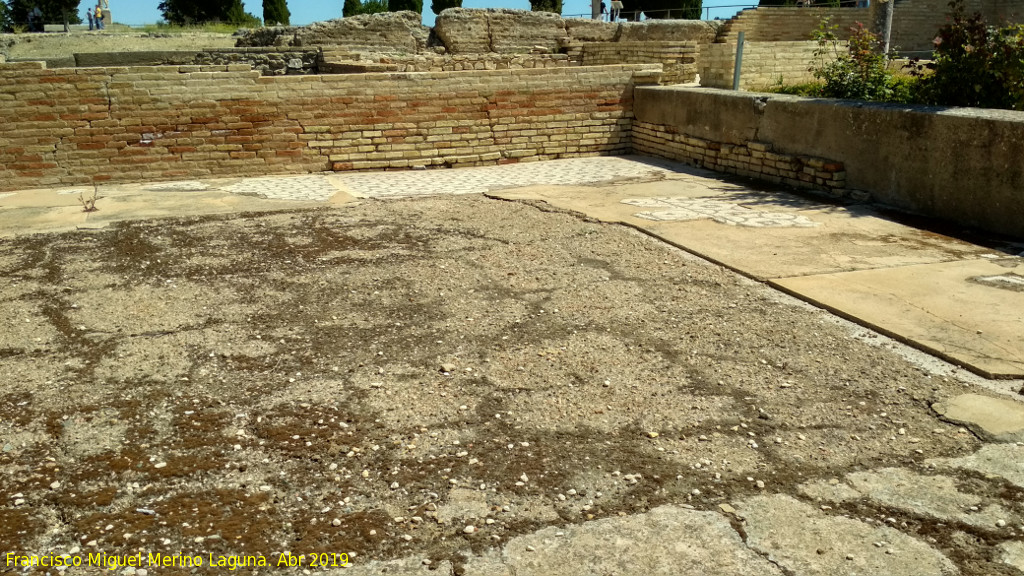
[225,0,261,25]
[0,2,12,31]
[388,0,421,14]
[7,0,82,30]
[430,0,460,16]
[158,0,259,25]
[529,0,561,13]
[344,0,388,16]
[263,0,289,25]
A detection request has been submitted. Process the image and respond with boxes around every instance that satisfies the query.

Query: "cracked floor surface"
[1,192,1023,576]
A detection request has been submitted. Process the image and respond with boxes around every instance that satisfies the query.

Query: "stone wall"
[194,48,320,75]
[582,41,699,84]
[700,41,828,90]
[633,86,1024,239]
[718,7,867,43]
[721,0,1024,53]
[344,52,572,72]
[0,61,658,190]
[882,0,1024,53]
[236,12,430,53]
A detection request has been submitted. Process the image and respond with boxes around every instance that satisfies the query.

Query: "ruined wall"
[634,86,1024,238]
[582,41,699,84]
[347,52,572,72]
[236,12,430,52]
[700,41,828,89]
[0,61,658,190]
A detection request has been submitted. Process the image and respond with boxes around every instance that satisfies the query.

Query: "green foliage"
[915,0,1024,110]
[0,2,11,31]
[430,0,460,16]
[529,0,562,14]
[810,18,911,102]
[345,0,387,16]
[263,0,289,25]
[6,0,82,29]
[158,0,258,26]
[388,0,421,13]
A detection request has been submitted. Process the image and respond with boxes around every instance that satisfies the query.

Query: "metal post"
[882,0,895,55]
[732,31,745,91]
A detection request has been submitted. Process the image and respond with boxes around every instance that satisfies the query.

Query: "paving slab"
[927,444,1024,488]
[489,182,990,280]
[772,260,1024,378]
[740,494,959,576]
[464,505,783,576]
[932,394,1024,442]
[799,468,1018,529]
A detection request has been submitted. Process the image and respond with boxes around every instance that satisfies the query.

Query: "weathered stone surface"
[927,443,1024,488]
[435,9,567,54]
[998,541,1024,572]
[435,488,491,524]
[464,505,783,575]
[434,8,492,53]
[564,18,619,43]
[800,468,1017,529]
[618,20,717,43]
[236,12,429,52]
[325,558,453,575]
[932,394,1024,443]
[741,494,958,576]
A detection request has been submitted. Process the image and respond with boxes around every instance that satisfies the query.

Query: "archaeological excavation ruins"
[1,3,1023,575]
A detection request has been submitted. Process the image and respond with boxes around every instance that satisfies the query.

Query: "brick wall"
[719,7,869,43]
[0,61,659,191]
[633,121,847,194]
[633,86,1024,239]
[889,0,1024,52]
[700,41,831,90]
[331,52,573,73]
[581,41,699,84]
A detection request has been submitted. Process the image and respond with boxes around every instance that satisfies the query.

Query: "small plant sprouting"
[78,189,100,213]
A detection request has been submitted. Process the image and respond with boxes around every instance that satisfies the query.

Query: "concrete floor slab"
[772,259,1024,378]
[490,184,989,280]
[932,394,1024,442]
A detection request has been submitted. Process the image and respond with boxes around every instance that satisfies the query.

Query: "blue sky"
[100,0,751,27]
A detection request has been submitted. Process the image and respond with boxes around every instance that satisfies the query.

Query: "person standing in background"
[610,0,623,21]
[95,5,105,29]
[87,7,94,30]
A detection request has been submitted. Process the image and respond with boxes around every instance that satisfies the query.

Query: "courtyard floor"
[1,156,1022,575]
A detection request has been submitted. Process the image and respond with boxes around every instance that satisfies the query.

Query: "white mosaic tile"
[336,157,675,198]
[146,181,212,192]
[622,197,819,228]
[221,175,337,202]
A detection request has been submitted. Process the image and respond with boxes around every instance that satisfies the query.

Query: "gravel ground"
[0,195,1003,574]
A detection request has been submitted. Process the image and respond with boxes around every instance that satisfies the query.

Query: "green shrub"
[810,18,916,102]
[915,0,1024,110]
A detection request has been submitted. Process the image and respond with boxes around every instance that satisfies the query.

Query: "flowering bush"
[916,0,1024,110]
[810,19,910,102]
